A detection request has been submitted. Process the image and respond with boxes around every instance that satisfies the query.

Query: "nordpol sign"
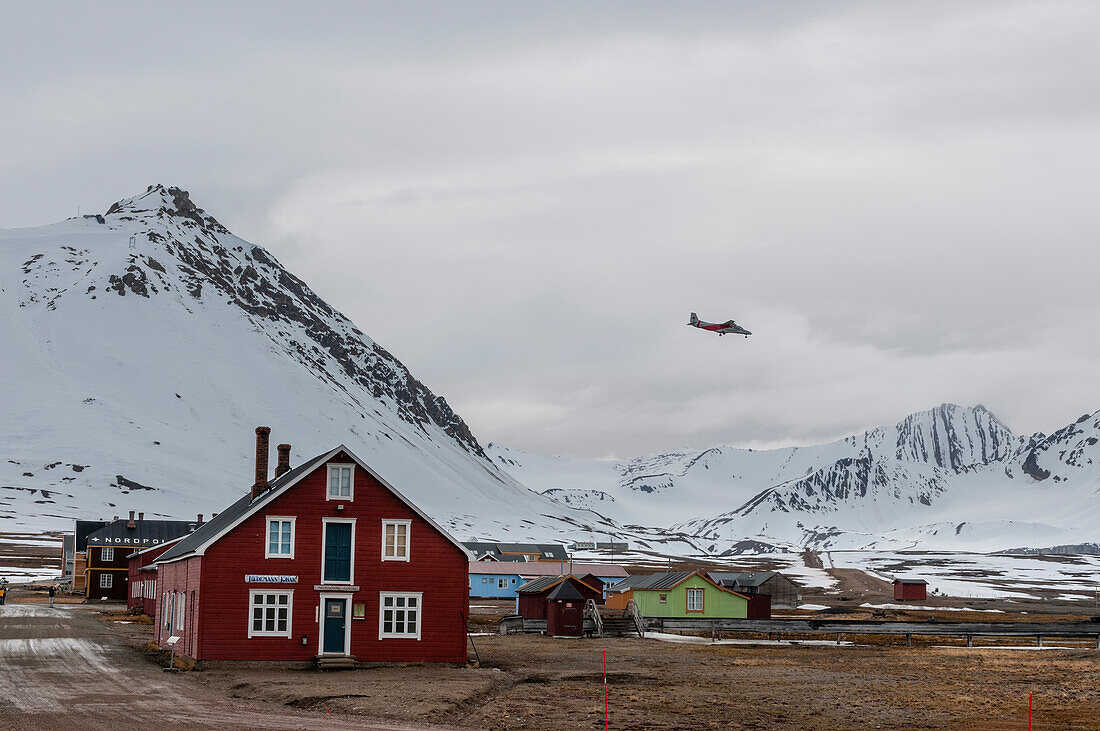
[245,574,299,584]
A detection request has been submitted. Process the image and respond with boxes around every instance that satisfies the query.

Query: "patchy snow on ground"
[827,551,1100,600]
[860,603,1004,613]
[797,604,830,611]
[647,631,854,648]
[763,553,839,591]
[0,565,61,584]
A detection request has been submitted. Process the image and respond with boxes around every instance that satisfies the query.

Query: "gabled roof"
[708,571,777,588]
[156,445,472,565]
[462,542,569,562]
[126,535,186,560]
[469,561,628,578]
[546,581,585,601]
[87,519,200,547]
[516,574,602,595]
[613,571,748,597]
[605,574,650,593]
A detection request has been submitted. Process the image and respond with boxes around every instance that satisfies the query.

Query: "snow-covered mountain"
[5,186,1099,557]
[489,404,1100,552]
[0,185,618,543]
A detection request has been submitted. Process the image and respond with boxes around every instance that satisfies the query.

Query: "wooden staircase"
[599,616,642,637]
[316,655,358,670]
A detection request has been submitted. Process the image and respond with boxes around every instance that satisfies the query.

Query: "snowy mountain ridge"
[490,404,1100,552]
[0,185,618,544]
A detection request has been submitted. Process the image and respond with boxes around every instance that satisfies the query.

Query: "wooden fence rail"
[644,617,1100,648]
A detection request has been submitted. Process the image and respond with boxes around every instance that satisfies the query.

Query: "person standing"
[47,583,55,608]
[0,582,6,606]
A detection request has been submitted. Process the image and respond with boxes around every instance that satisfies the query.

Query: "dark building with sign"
[151,428,471,664]
[85,513,203,601]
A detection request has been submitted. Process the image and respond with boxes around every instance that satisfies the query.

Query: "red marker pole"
[602,646,611,725]
[1028,692,1032,730]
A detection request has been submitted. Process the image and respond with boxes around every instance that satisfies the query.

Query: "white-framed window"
[658,593,667,604]
[379,592,421,640]
[99,573,113,589]
[327,464,354,500]
[248,590,293,638]
[687,588,705,612]
[381,520,410,561]
[266,516,295,558]
[101,547,114,562]
[482,577,487,584]
[176,592,185,630]
[163,593,171,630]
[497,578,507,589]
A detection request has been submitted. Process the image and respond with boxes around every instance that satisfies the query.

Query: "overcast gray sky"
[4,1,1100,458]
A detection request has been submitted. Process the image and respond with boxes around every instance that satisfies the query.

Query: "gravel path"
[0,603,440,730]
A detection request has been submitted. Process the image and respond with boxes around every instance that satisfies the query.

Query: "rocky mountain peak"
[888,402,1016,472]
[105,184,227,234]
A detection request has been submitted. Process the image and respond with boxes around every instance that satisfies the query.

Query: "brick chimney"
[127,510,136,528]
[138,512,144,521]
[197,513,204,523]
[252,426,271,500]
[276,444,292,478]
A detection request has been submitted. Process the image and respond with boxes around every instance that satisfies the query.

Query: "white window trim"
[101,547,114,562]
[247,589,294,639]
[687,588,705,612]
[317,593,354,656]
[326,463,355,501]
[320,518,356,585]
[176,592,186,631]
[163,593,171,630]
[381,519,411,562]
[99,573,113,589]
[378,591,423,641]
[265,516,296,559]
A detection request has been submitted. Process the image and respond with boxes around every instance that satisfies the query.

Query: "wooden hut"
[545,581,585,637]
[893,578,927,601]
[516,575,602,619]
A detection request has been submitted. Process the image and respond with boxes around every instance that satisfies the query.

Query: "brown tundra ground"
[5,590,1100,730]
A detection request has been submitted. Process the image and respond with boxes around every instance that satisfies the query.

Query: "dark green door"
[324,523,352,583]
[323,598,347,654]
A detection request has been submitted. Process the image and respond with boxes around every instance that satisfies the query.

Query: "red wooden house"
[127,537,185,614]
[151,427,472,664]
[85,512,203,601]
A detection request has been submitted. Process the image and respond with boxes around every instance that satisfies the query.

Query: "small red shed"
[746,593,771,619]
[893,578,928,601]
[516,575,602,620]
[545,581,585,638]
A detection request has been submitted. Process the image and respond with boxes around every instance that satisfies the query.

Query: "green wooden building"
[606,571,748,618]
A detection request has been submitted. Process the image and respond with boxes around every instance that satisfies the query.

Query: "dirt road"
[0,603,446,730]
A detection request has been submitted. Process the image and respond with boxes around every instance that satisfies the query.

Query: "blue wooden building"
[469,561,628,599]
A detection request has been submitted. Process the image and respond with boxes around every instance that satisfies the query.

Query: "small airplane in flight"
[687,312,752,337]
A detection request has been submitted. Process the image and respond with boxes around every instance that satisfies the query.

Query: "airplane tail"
[688,312,698,326]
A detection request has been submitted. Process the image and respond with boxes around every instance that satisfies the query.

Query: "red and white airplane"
[687,312,751,337]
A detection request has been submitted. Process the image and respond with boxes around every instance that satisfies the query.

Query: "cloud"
[3,1,1100,456]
